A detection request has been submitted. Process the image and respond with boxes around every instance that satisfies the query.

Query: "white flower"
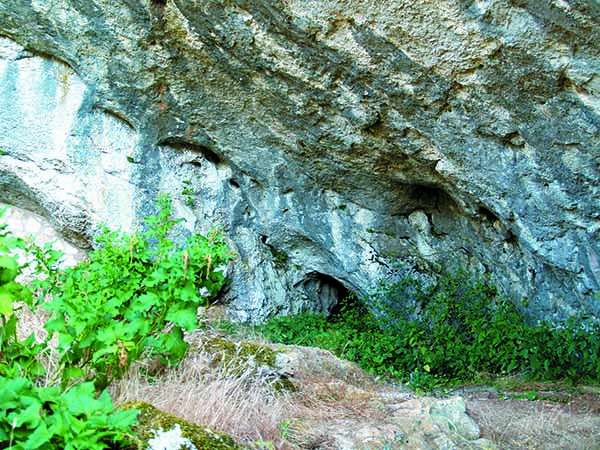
[147,424,198,450]
[198,287,210,297]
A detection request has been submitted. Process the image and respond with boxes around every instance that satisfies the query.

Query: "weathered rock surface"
[240,339,496,449]
[0,1,598,321]
[1,204,85,266]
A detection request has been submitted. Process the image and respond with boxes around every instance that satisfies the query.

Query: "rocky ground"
[110,324,600,450]
[466,389,600,450]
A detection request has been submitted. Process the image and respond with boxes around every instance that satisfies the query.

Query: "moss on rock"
[203,336,277,371]
[123,402,241,450]
[200,336,296,391]
[271,377,297,392]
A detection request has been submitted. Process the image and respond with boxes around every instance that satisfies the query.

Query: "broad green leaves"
[0,209,42,380]
[41,194,233,388]
[0,255,19,283]
[0,377,138,449]
[0,226,25,318]
[0,290,13,316]
[0,198,233,449]
[0,207,141,449]
[166,305,198,331]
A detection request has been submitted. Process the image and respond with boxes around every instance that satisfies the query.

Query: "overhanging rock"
[0,1,598,322]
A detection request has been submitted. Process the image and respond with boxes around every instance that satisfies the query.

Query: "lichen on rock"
[202,336,278,370]
[147,424,197,450]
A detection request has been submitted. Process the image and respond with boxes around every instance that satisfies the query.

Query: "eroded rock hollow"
[0,1,598,321]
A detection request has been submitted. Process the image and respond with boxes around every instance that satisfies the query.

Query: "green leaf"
[166,306,197,331]
[63,366,86,381]
[160,329,188,362]
[0,255,18,283]
[23,421,51,449]
[136,293,160,311]
[109,408,138,429]
[179,282,198,303]
[0,291,14,317]
[44,316,66,333]
[63,382,98,416]
[92,345,119,363]
[14,401,42,428]
[96,326,119,346]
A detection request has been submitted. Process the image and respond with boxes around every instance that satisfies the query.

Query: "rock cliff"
[0,1,598,321]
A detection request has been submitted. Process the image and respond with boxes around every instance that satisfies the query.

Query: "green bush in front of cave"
[262,270,600,391]
[0,207,137,449]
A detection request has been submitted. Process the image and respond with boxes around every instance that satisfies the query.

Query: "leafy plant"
[0,207,138,449]
[262,271,600,391]
[0,207,30,315]
[181,179,195,208]
[42,195,232,388]
[0,208,45,380]
[0,377,137,449]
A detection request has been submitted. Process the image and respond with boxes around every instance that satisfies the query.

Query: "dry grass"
[293,379,384,421]
[16,303,295,447]
[468,398,600,450]
[111,351,295,448]
[109,337,387,449]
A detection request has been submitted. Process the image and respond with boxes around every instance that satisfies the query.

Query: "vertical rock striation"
[0,1,598,321]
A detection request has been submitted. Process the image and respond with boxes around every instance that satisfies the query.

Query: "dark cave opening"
[299,272,350,316]
[409,184,445,204]
[391,183,459,216]
[478,205,500,223]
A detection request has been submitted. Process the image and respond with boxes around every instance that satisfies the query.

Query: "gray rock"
[0,1,598,322]
[429,397,480,441]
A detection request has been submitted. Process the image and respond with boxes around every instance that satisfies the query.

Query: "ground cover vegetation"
[0,196,232,449]
[262,271,600,392]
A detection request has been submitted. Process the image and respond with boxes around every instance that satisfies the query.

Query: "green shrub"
[0,207,138,449]
[0,197,236,448]
[41,195,233,388]
[262,271,600,391]
[0,377,137,449]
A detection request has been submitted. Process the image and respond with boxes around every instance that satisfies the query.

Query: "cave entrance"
[299,272,350,316]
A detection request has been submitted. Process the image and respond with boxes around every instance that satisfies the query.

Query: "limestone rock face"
[0,1,598,321]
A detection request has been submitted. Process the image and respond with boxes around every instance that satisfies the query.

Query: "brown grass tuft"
[111,351,295,448]
[468,398,600,450]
